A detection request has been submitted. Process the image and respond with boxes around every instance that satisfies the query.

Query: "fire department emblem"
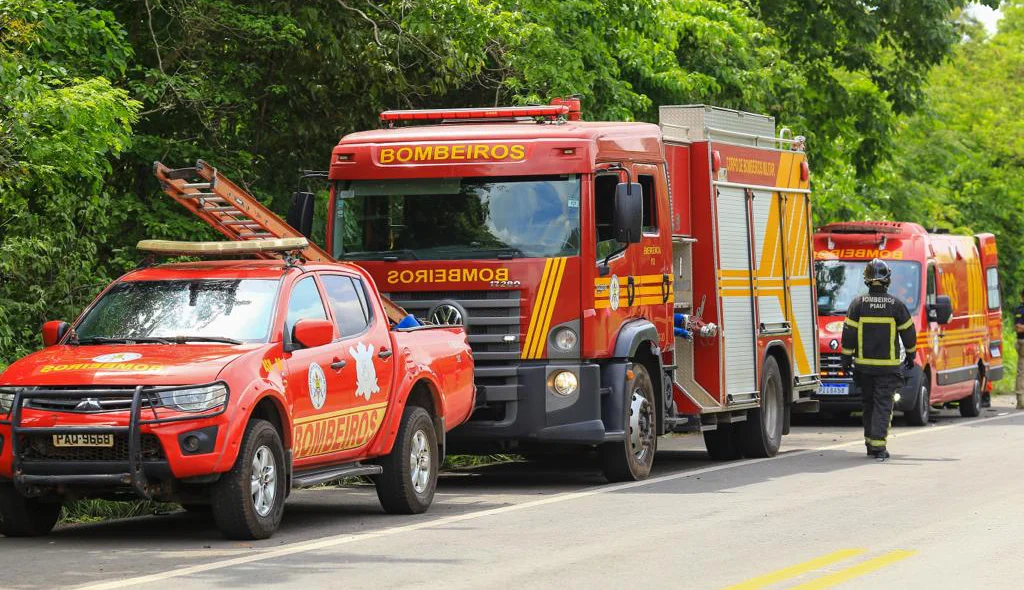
[308,362,327,410]
[609,275,621,311]
[350,342,380,401]
[92,352,142,363]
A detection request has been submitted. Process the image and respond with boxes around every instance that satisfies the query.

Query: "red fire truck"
[813,222,1004,424]
[310,101,819,481]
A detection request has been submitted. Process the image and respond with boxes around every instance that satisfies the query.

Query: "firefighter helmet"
[863,258,892,287]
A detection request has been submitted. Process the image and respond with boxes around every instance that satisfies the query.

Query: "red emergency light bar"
[379,105,570,123]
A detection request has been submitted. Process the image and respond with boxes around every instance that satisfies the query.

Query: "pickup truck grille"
[819,353,851,378]
[386,290,521,407]
[19,434,165,462]
[24,386,156,413]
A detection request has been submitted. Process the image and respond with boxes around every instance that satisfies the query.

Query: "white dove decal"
[349,342,380,400]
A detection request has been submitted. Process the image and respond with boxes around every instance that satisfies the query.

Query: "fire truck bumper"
[813,367,924,414]
[450,362,621,448]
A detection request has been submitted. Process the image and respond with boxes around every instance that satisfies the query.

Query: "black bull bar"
[1,384,227,498]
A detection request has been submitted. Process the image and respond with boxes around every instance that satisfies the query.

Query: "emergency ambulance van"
[814,222,1003,424]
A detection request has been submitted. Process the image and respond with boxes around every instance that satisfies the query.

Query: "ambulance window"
[986,267,1000,310]
[594,174,619,261]
[638,174,657,234]
[286,277,328,341]
[321,274,372,337]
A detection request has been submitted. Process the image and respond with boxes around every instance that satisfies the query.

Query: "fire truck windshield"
[815,260,922,315]
[74,279,280,344]
[332,175,581,260]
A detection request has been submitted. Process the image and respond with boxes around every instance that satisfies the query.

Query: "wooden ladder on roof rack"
[153,159,331,262]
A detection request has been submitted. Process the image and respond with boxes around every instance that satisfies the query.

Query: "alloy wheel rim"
[410,429,431,494]
[920,384,930,422]
[628,388,655,464]
[250,445,277,517]
[764,378,781,441]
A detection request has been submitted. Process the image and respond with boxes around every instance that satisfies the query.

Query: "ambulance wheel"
[703,423,742,460]
[375,405,438,514]
[905,375,930,427]
[739,355,784,458]
[210,419,286,540]
[0,487,61,537]
[600,363,657,482]
[959,378,982,417]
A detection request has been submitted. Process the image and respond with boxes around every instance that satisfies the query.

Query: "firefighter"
[840,259,917,461]
[1014,289,1024,410]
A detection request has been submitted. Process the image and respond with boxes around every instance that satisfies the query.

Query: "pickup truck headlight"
[160,383,228,413]
[0,390,14,415]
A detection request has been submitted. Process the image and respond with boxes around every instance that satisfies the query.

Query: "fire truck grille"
[387,290,521,405]
[18,434,165,462]
[819,353,851,378]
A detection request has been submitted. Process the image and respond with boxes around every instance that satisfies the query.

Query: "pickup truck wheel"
[0,487,61,537]
[959,378,982,417]
[703,423,742,460]
[739,355,784,458]
[374,405,438,514]
[905,376,931,427]
[210,419,285,540]
[599,363,657,482]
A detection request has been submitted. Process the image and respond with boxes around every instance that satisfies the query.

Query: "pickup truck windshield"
[75,279,280,344]
[815,260,922,315]
[333,175,581,260]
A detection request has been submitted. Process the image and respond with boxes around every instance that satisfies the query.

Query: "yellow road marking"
[723,549,866,590]
[789,550,917,590]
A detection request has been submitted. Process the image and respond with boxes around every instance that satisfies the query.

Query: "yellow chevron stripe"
[522,258,556,359]
[528,257,566,358]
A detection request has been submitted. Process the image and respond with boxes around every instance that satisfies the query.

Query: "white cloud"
[966,3,1003,35]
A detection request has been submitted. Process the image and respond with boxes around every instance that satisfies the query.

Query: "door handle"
[627,276,636,306]
[330,359,347,370]
[661,273,671,304]
[378,348,393,359]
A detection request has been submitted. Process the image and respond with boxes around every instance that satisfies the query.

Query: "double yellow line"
[724,548,916,590]
[522,257,567,359]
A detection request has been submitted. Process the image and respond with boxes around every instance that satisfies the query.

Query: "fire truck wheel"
[599,363,657,482]
[703,423,742,460]
[210,419,286,540]
[740,355,784,458]
[959,378,982,417]
[905,376,931,427]
[0,487,61,537]
[374,405,438,514]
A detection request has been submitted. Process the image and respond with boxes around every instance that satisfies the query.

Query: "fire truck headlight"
[552,327,579,352]
[551,371,579,396]
[162,383,229,413]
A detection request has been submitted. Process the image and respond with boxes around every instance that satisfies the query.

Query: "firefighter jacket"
[841,287,917,375]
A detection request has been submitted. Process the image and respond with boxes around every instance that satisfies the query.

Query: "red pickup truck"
[0,239,475,539]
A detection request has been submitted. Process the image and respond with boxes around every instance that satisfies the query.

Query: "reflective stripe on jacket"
[841,289,916,375]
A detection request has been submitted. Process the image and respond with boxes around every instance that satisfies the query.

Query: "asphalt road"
[1,397,1022,590]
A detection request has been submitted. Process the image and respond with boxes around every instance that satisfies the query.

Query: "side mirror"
[291,318,334,350]
[287,191,315,238]
[928,295,953,325]
[613,182,643,244]
[41,321,70,347]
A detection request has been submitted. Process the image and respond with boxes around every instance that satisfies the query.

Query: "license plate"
[53,433,114,448]
[818,383,850,396]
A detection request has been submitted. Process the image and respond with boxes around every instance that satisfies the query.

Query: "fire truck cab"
[324,102,819,480]
[813,222,1004,424]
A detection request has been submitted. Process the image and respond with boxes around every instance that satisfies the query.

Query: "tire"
[210,419,286,540]
[599,363,657,482]
[180,503,211,513]
[703,422,743,460]
[374,405,438,514]
[0,487,61,538]
[959,377,982,417]
[739,355,785,458]
[905,374,931,427]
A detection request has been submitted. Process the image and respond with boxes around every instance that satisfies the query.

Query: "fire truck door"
[715,186,758,397]
[633,164,673,340]
[593,172,640,350]
[780,190,818,381]
[752,190,788,332]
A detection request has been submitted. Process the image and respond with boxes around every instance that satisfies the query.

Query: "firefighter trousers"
[854,373,903,451]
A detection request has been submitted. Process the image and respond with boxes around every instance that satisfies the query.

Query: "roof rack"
[379,100,581,127]
[137,238,309,257]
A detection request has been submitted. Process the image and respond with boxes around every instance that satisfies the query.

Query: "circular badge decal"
[92,352,142,363]
[609,274,621,311]
[308,363,327,410]
[825,320,844,333]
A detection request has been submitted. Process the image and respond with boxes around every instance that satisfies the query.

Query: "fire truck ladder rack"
[154,160,331,263]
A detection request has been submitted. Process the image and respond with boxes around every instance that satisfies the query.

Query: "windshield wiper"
[165,336,243,345]
[75,336,172,345]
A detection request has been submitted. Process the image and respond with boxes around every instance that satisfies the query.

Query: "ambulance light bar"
[379,105,569,123]
[137,238,309,256]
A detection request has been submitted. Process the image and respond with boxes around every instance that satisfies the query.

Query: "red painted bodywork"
[0,260,475,481]
[814,222,1003,404]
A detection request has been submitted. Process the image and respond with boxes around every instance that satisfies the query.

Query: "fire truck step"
[292,463,384,488]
